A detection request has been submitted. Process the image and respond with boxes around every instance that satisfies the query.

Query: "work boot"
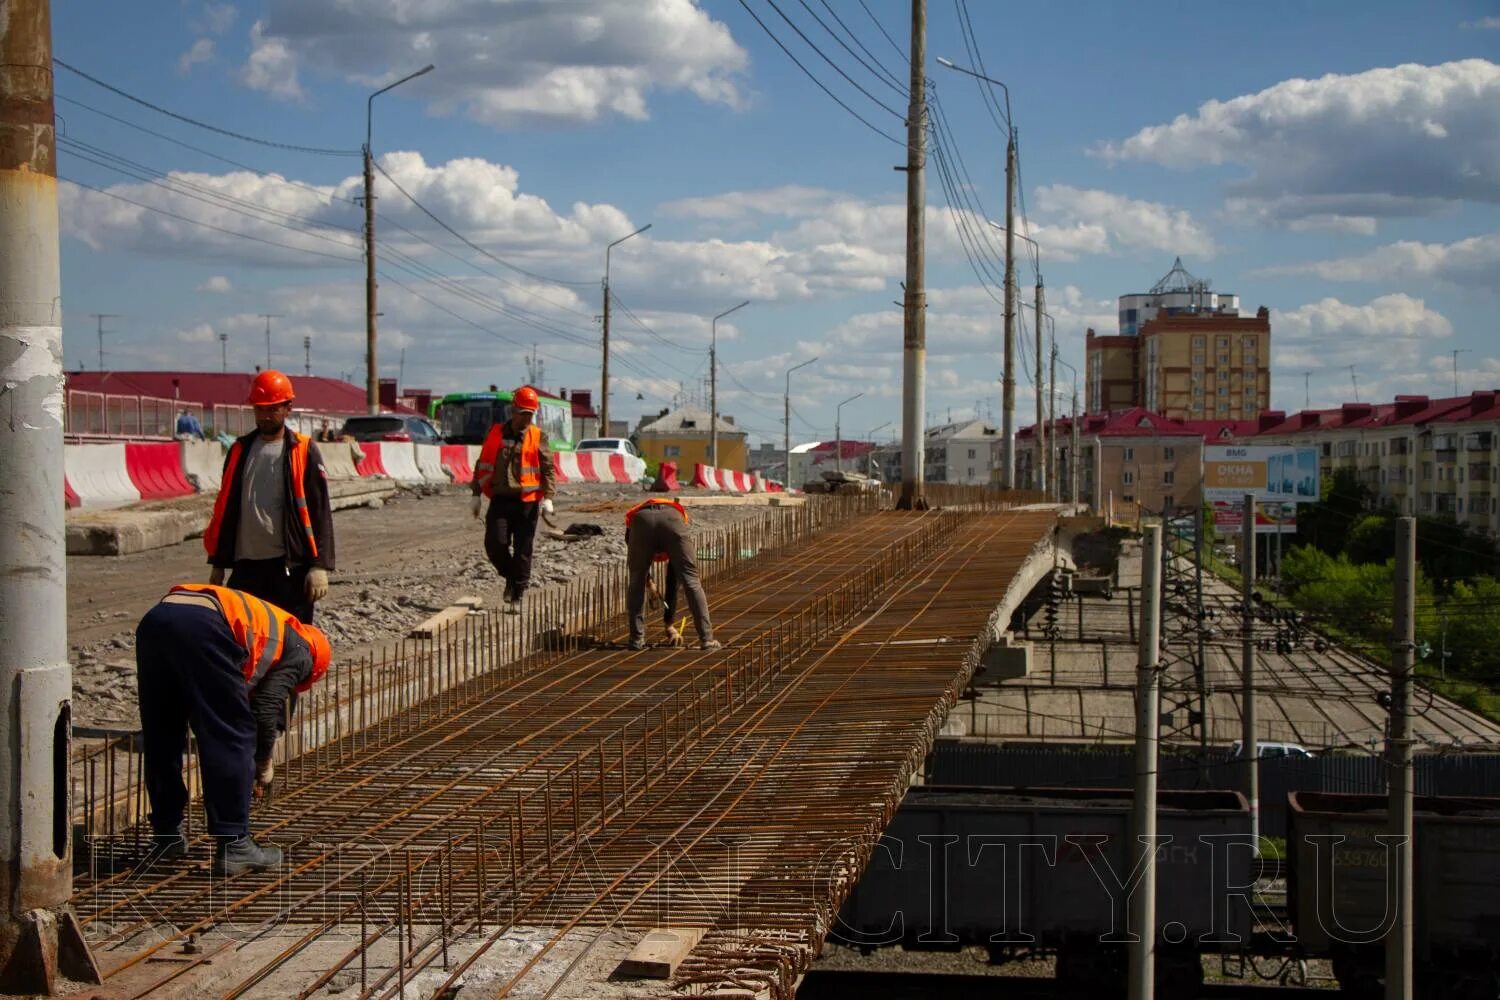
[212,836,283,876]
[700,639,723,652]
[627,637,647,651]
[142,829,188,866]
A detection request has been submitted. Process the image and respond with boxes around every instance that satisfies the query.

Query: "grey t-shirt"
[236,434,287,560]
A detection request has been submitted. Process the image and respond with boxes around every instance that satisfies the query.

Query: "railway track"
[75,496,1058,999]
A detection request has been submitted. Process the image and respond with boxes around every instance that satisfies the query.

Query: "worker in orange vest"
[135,584,331,875]
[204,370,335,623]
[471,385,556,612]
[624,498,720,651]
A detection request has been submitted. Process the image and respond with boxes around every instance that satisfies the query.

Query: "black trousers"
[229,557,313,622]
[484,496,540,595]
[135,603,256,838]
[626,505,713,644]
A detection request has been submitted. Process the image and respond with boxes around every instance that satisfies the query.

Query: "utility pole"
[91,312,118,373]
[710,300,749,468]
[0,0,101,989]
[1128,523,1163,1000]
[259,313,281,371]
[1451,349,1470,396]
[1034,279,1045,494]
[1387,516,1416,1000]
[1071,389,1080,503]
[1348,365,1360,403]
[303,335,311,377]
[602,223,650,438]
[897,0,927,510]
[836,392,864,474]
[785,357,816,487]
[1241,492,1259,853]
[364,64,434,416]
[219,331,229,373]
[1303,371,1311,410]
[1002,128,1017,489]
[1048,334,1058,500]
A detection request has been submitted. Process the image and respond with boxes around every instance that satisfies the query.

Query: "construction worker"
[624,497,720,651]
[135,583,331,875]
[471,385,555,612]
[204,370,335,623]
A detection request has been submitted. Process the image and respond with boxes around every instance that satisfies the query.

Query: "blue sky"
[53,0,1500,443]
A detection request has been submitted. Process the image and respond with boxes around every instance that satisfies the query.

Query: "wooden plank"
[616,927,706,979]
[408,605,471,639]
[453,595,484,609]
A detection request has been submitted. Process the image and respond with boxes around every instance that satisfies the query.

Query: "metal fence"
[925,742,1500,837]
[66,391,202,440]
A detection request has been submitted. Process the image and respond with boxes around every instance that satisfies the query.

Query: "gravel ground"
[68,485,776,730]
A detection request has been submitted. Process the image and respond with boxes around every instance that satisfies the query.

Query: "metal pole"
[219,332,228,373]
[1,1,100,988]
[897,0,927,510]
[1002,127,1016,488]
[1241,493,1259,853]
[1387,516,1415,1000]
[1048,335,1058,499]
[363,145,378,413]
[1071,390,1080,503]
[90,313,116,373]
[835,393,864,476]
[709,300,749,469]
[784,357,816,486]
[601,223,650,438]
[259,313,280,371]
[1128,523,1163,1000]
[1035,279,1045,494]
[1196,499,1210,785]
[303,335,311,377]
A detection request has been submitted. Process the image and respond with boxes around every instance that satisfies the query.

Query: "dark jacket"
[471,420,556,500]
[209,429,336,571]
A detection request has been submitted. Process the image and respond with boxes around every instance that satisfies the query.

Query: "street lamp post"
[988,221,1042,492]
[784,356,817,486]
[364,63,434,414]
[601,223,651,436]
[710,300,750,467]
[867,421,892,480]
[835,392,864,474]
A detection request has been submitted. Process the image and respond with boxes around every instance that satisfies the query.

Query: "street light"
[988,220,1045,492]
[784,356,817,486]
[835,392,864,474]
[935,57,1011,126]
[363,63,434,414]
[601,223,652,435]
[710,300,750,467]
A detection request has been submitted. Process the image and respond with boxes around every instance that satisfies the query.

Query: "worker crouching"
[471,385,556,613]
[624,498,721,651]
[135,584,331,876]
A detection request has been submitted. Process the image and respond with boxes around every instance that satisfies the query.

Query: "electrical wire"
[855,0,907,61]
[795,0,907,100]
[813,0,908,93]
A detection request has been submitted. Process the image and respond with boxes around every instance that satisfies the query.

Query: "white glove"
[541,498,555,517]
[469,495,483,519]
[664,626,684,648]
[208,566,226,586]
[253,759,274,799]
[305,567,329,602]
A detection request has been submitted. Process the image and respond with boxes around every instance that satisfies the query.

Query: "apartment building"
[1016,408,1204,514]
[1086,258,1271,422]
[925,420,1000,484]
[635,405,748,471]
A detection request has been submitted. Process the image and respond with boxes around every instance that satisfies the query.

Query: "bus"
[430,389,576,449]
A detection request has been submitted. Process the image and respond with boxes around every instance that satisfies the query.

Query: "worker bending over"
[471,385,556,613]
[624,498,721,651]
[135,584,330,875]
[205,370,335,623]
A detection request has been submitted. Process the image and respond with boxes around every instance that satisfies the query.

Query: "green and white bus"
[430,389,576,449]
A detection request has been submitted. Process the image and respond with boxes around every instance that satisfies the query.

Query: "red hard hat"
[249,370,295,406]
[513,385,540,413]
[290,621,331,690]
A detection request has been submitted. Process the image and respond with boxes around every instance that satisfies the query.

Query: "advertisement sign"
[1212,501,1297,534]
[1203,445,1320,503]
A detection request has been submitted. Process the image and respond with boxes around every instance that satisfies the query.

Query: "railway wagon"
[834,786,1253,990]
[1287,791,1500,999]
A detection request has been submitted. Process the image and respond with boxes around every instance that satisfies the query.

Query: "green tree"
[1294,467,1370,555]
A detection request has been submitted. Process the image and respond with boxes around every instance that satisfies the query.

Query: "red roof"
[66,371,416,415]
[808,440,878,461]
[1020,407,1202,440]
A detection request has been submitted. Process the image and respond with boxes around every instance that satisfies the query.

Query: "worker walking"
[135,584,331,875]
[624,498,721,651]
[471,385,556,613]
[205,370,335,623]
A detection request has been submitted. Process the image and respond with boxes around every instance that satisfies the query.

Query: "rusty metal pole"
[0,1,100,990]
[896,0,927,510]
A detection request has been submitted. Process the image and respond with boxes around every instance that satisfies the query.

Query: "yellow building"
[636,406,748,472]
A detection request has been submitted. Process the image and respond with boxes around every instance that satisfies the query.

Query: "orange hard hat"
[290,621,331,690]
[249,370,295,406]
[513,385,540,413]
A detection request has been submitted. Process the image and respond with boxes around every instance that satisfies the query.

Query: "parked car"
[575,437,638,457]
[337,414,442,443]
[1231,740,1314,759]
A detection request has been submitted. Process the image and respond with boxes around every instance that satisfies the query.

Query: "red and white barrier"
[179,440,226,492]
[64,443,141,509]
[320,441,363,480]
[690,463,756,493]
[552,451,646,484]
[352,442,387,478]
[440,444,473,484]
[125,442,196,500]
[413,443,450,484]
[651,461,681,492]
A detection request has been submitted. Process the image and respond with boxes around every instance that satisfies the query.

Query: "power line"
[54,58,361,157]
[955,0,1010,135]
[855,0,907,61]
[607,291,697,353]
[792,0,908,101]
[734,0,905,147]
[813,0,908,93]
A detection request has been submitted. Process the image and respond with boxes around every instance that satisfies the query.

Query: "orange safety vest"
[203,432,319,560]
[475,422,543,501]
[624,498,689,563]
[166,584,326,692]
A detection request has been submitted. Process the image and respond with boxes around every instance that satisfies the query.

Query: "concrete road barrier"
[320,440,362,480]
[377,442,424,483]
[440,445,473,484]
[353,441,388,477]
[125,442,196,500]
[414,443,450,483]
[179,439,226,493]
[65,443,141,508]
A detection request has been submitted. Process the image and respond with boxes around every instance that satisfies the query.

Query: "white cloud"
[243,20,303,101]
[1033,185,1217,259]
[198,275,233,293]
[1461,17,1500,29]
[243,0,747,126]
[1100,60,1500,226]
[1259,232,1500,287]
[197,2,238,36]
[1271,294,1453,374]
[176,322,217,344]
[178,39,215,75]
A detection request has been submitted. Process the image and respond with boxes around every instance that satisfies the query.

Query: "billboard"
[1203,445,1320,503]
[1212,501,1297,535]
